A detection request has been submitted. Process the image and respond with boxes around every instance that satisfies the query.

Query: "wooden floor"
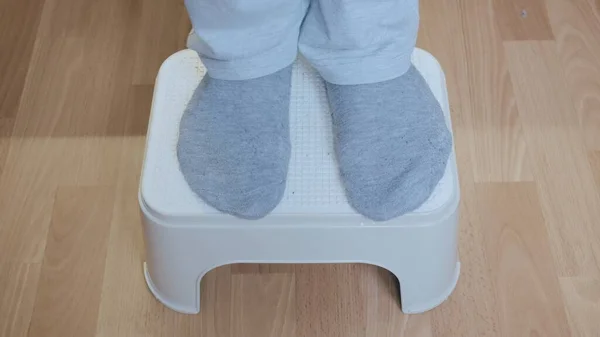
[1,0,600,336]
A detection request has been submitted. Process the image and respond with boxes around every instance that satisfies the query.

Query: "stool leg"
[386,260,460,314]
[142,226,218,314]
[144,259,209,314]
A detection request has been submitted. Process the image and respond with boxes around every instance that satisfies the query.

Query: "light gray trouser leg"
[299,0,419,85]
[185,0,419,83]
[184,0,309,80]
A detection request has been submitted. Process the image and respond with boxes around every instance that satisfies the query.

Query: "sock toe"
[345,144,451,221]
[205,179,286,220]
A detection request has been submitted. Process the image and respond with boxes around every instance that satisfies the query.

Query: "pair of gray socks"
[177,64,452,221]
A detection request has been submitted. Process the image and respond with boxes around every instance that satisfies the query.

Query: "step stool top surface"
[140,49,459,224]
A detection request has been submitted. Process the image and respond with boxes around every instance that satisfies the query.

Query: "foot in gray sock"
[177,66,292,220]
[326,65,452,221]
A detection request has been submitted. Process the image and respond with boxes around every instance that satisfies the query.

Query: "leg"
[300,0,453,221]
[299,0,419,85]
[185,0,308,80]
[179,0,308,219]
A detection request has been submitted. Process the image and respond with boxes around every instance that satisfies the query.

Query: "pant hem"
[315,51,413,85]
[188,31,299,81]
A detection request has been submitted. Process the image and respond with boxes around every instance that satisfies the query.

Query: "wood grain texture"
[546,0,600,150]
[0,0,45,120]
[132,0,190,85]
[364,267,432,337]
[12,0,161,137]
[0,138,121,262]
[420,5,504,335]
[431,128,502,337]
[1,0,600,336]
[0,263,41,337]
[95,137,206,337]
[456,0,533,183]
[231,264,295,274]
[559,278,600,337]
[493,0,555,41]
[590,151,600,190]
[199,266,232,337]
[94,138,152,337]
[505,41,600,277]
[0,118,14,175]
[295,264,368,337]
[476,183,570,336]
[27,186,115,337]
[231,273,296,337]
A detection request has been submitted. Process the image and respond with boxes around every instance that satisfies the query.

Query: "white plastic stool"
[139,48,461,315]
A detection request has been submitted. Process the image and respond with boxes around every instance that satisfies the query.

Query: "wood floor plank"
[588,0,600,13]
[295,264,368,337]
[94,137,153,337]
[0,138,121,187]
[95,137,208,337]
[0,263,41,337]
[0,0,45,120]
[0,185,55,264]
[559,277,600,337]
[418,0,472,131]
[431,121,503,337]
[364,267,432,337]
[198,266,232,337]
[27,186,115,337]
[421,0,532,183]
[36,0,95,39]
[0,138,122,262]
[96,181,205,337]
[505,41,600,277]
[69,138,123,186]
[12,34,110,137]
[132,0,189,85]
[421,0,533,183]
[476,182,571,337]
[103,2,156,137]
[294,264,428,337]
[546,0,600,150]
[0,139,60,263]
[420,2,502,336]
[589,151,600,191]
[493,0,555,41]
[231,273,296,337]
[12,0,143,137]
[94,183,155,337]
[0,118,14,176]
[109,85,154,137]
[454,0,532,183]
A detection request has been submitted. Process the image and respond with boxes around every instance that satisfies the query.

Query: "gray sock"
[177,66,292,220]
[326,65,452,221]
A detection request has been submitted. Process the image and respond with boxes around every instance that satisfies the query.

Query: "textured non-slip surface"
[141,48,457,219]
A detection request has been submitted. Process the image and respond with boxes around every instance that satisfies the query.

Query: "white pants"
[184,0,419,85]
